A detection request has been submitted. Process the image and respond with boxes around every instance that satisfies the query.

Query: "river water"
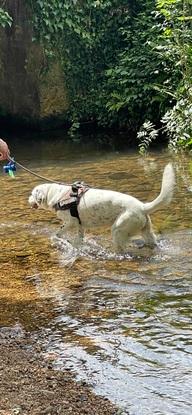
[0,137,192,415]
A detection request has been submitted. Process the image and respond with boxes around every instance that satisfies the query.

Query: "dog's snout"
[31,202,38,209]
[29,195,38,209]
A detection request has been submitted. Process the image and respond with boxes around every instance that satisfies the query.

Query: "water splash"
[52,234,133,265]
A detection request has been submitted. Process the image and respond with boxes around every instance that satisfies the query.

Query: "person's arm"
[0,138,10,161]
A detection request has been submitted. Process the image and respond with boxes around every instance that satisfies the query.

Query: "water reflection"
[44,233,192,414]
[0,140,192,414]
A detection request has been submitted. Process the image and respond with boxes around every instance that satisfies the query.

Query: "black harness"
[53,182,89,225]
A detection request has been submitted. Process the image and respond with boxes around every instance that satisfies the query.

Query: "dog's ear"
[35,189,45,205]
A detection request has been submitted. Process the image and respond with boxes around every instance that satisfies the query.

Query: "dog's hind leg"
[141,216,157,248]
[111,211,139,253]
[112,210,148,253]
[112,227,128,253]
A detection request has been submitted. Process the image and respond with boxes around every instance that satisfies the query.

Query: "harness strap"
[69,201,82,225]
[54,181,89,225]
[54,200,81,224]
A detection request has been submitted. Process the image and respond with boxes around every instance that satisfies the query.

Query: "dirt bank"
[0,330,119,415]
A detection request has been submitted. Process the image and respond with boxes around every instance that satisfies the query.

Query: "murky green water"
[0,137,192,414]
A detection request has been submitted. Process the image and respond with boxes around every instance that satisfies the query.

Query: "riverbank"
[0,330,118,415]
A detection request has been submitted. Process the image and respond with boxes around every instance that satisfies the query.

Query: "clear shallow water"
[0,138,192,414]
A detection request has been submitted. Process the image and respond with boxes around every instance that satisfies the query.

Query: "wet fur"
[28,163,175,253]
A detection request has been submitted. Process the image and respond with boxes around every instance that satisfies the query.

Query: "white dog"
[28,163,175,252]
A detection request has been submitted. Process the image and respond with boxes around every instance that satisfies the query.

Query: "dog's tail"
[143,163,175,214]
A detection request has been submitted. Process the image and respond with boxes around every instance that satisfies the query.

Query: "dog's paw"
[134,239,145,249]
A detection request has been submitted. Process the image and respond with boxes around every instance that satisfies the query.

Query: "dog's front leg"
[56,222,69,238]
[56,220,84,248]
[55,210,72,238]
[73,225,84,248]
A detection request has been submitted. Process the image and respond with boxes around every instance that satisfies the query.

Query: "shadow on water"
[0,138,192,414]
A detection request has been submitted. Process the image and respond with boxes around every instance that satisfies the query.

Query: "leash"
[0,138,69,184]
[0,138,92,225]
[7,156,63,186]
[1,137,90,189]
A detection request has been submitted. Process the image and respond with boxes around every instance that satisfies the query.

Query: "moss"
[39,62,69,118]
[0,0,69,125]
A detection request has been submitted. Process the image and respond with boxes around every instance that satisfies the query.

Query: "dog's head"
[28,184,50,210]
[28,182,68,211]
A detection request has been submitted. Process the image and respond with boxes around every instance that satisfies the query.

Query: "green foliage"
[29,0,192,149]
[105,1,169,132]
[162,97,192,150]
[0,7,12,27]
[137,121,158,155]
[158,0,192,150]
[139,0,192,151]
[30,0,129,128]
